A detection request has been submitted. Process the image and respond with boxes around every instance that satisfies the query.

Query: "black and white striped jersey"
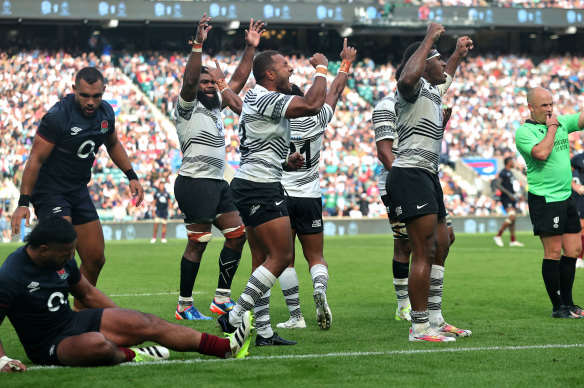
[282,103,333,198]
[236,85,294,183]
[372,93,398,197]
[174,94,226,180]
[393,75,451,174]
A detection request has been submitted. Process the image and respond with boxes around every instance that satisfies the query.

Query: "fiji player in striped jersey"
[218,50,329,346]
[387,23,473,342]
[276,39,357,331]
[373,70,457,323]
[173,14,264,320]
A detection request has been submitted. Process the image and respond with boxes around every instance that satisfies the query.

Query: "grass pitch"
[1,232,584,387]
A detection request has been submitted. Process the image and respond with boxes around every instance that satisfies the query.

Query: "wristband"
[315,65,327,75]
[188,37,203,53]
[0,355,22,371]
[338,59,351,74]
[216,78,229,93]
[314,73,327,79]
[125,169,139,181]
[18,195,30,208]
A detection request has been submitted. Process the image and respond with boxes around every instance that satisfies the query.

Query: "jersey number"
[289,140,311,169]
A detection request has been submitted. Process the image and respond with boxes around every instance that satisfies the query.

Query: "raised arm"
[285,53,328,118]
[397,22,444,100]
[444,36,473,78]
[208,59,243,114]
[326,38,357,113]
[180,14,212,102]
[531,113,560,161]
[228,19,265,94]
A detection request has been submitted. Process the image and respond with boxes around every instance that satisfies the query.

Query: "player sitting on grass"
[0,216,251,373]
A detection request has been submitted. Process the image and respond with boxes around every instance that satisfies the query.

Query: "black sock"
[542,259,563,311]
[392,260,410,279]
[217,247,242,290]
[559,255,577,307]
[180,257,200,298]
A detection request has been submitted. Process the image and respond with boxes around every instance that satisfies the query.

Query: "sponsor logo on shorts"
[52,206,62,213]
[27,281,40,293]
[417,203,428,210]
[275,200,284,206]
[70,126,83,136]
[250,205,260,216]
[553,216,559,229]
[395,206,402,216]
[49,345,55,356]
[312,219,322,228]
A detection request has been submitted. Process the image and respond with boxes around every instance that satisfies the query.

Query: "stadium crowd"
[2,48,584,229]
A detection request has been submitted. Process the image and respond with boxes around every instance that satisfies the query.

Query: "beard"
[197,89,220,110]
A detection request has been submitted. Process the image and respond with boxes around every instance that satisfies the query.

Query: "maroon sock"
[198,333,231,359]
[580,235,584,259]
[510,234,516,242]
[119,347,136,362]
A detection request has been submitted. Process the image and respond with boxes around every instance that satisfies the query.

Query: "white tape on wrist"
[0,355,22,371]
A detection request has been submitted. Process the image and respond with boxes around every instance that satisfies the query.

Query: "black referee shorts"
[528,193,581,236]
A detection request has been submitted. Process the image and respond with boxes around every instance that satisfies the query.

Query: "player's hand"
[195,13,212,43]
[340,38,357,63]
[129,180,145,207]
[287,152,305,171]
[426,22,444,42]
[546,113,559,129]
[245,19,265,48]
[0,356,26,373]
[454,36,474,58]
[208,59,226,83]
[11,206,30,235]
[309,53,328,69]
[443,107,452,129]
[578,185,584,195]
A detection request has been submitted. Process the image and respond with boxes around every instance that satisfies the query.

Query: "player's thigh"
[99,308,161,346]
[405,213,438,258]
[57,332,114,366]
[214,211,244,231]
[247,225,268,271]
[253,217,294,263]
[74,219,105,260]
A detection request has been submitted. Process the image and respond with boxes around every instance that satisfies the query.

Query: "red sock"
[580,235,584,259]
[198,333,231,359]
[497,228,504,237]
[162,232,166,238]
[511,234,516,242]
[119,347,136,362]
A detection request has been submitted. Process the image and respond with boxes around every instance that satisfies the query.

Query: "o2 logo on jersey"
[77,140,96,159]
[47,292,67,312]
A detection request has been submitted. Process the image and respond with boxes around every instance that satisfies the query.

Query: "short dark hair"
[201,66,210,75]
[253,50,279,84]
[25,216,78,248]
[395,41,434,81]
[75,67,105,86]
[504,156,514,166]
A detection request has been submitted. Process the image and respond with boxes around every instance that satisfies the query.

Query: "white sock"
[214,288,231,303]
[229,265,276,326]
[428,265,445,326]
[310,264,329,292]
[393,277,410,310]
[279,267,302,318]
[254,289,274,338]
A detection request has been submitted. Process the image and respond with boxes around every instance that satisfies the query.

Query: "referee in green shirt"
[515,87,584,319]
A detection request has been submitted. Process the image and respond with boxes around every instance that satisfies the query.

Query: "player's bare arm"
[180,14,212,102]
[325,38,357,112]
[444,36,473,78]
[227,18,265,94]
[0,339,26,373]
[376,139,395,172]
[531,113,560,161]
[286,53,328,118]
[11,134,56,235]
[104,129,144,206]
[70,275,118,309]
[209,58,243,114]
[398,22,444,99]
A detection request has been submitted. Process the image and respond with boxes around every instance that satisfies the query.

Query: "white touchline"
[27,343,584,370]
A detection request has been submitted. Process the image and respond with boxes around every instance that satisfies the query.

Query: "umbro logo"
[28,281,40,293]
[312,220,322,228]
[70,127,83,135]
[52,206,62,213]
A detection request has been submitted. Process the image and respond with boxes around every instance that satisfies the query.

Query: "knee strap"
[187,231,212,243]
[222,224,245,239]
[391,221,408,240]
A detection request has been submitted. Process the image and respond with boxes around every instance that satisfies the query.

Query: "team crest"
[57,268,69,280]
[101,120,109,133]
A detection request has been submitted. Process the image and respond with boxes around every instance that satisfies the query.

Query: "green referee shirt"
[515,114,581,202]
